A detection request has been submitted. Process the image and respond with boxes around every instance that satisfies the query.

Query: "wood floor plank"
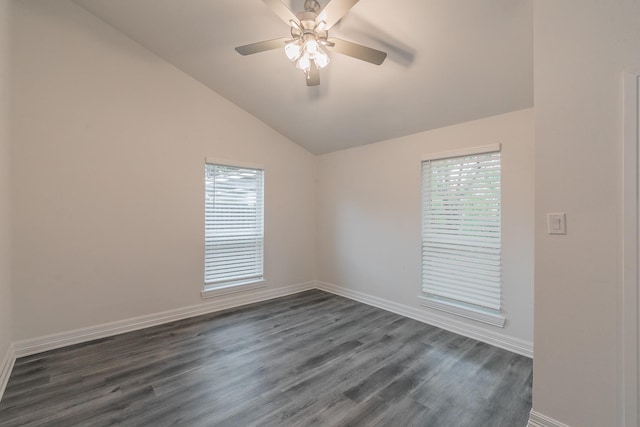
[0,290,532,426]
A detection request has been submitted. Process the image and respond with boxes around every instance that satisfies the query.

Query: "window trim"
[203,158,265,298]
[201,280,267,299]
[421,143,502,162]
[205,157,264,171]
[419,144,505,327]
[418,295,506,327]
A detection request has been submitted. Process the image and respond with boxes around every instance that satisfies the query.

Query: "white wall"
[533,1,640,426]
[0,0,13,362]
[11,0,640,423]
[317,109,534,351]
[11,0,316,341]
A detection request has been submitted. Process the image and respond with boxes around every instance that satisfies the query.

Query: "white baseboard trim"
[13,281,315,358]
[315,281,533,358]
[527,410,571,427]
[0,342,16,402]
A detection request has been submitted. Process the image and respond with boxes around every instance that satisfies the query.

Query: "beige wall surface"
[0,0,13,362]
[11,0,316,341]
[533,1,640,426]
[316,109,534,349]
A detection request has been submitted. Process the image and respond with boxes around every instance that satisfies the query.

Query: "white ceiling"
[73,0,533,155]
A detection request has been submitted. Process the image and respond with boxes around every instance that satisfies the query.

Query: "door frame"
[623,69,640,427]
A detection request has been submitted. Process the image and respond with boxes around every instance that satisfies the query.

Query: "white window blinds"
[205,163,264,287]
[421,150,501,312]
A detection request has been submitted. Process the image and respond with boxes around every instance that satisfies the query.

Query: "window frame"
[419,144,506,327]
[202,158,266,299]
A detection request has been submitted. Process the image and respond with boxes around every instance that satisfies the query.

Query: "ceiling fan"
[235,0,387,86]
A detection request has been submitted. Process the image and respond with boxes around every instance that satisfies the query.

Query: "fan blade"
[263,0,299,26]
[235,38,289,55]
[327,38,387,65]
[318,0,359,30]
[307,63,320,86]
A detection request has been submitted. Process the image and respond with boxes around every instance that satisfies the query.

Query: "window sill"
[201,280,267,299]
[418,295,506,328]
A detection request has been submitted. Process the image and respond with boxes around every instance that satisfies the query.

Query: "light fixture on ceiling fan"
[235,0,387,86]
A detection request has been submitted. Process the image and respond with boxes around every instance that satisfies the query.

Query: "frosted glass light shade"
[314,48,330,69]
[296,55,311,72]
[284,41,302,61]
[305,39,319,58]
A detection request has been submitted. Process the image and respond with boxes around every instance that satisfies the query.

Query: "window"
[420,145,505,327]
[204,161,264,295]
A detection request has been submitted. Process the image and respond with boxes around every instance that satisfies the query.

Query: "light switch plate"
[547,213,567,235]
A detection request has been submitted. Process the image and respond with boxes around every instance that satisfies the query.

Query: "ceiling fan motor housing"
[291,11,328,42]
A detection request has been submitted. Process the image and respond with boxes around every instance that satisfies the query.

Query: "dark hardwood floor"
[0,290,532,426]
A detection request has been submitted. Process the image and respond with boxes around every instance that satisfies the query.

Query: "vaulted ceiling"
[73,0,533,154]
